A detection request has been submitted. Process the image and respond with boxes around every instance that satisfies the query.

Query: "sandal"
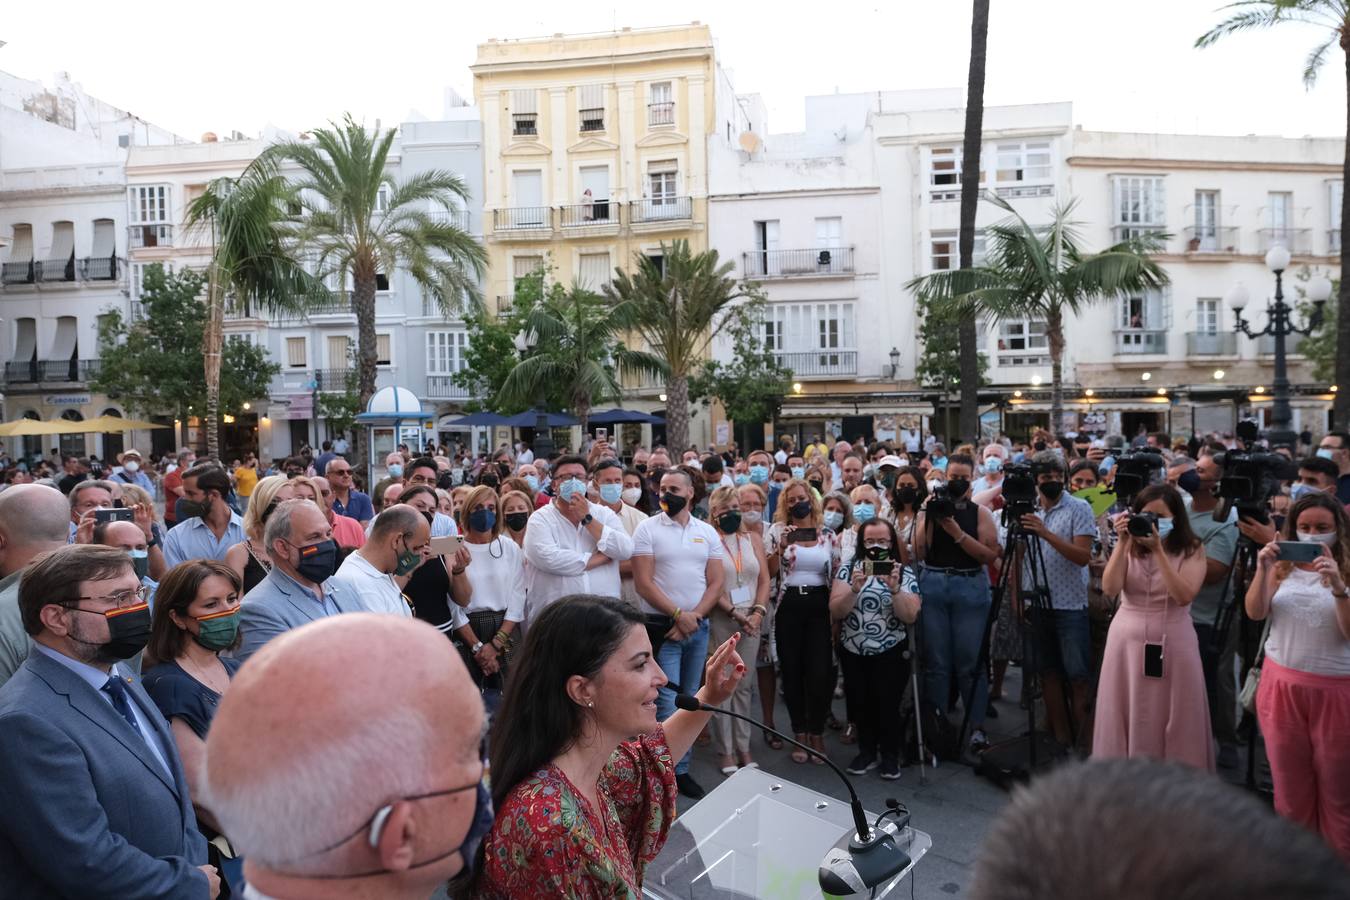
[719,755,738,776]
[791,733,810,764]
[762,727,784,750]
[808,734,828,765]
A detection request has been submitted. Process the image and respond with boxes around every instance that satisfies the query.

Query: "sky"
[0,0,1344,141]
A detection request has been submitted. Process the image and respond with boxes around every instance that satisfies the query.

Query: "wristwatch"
[471,640,485,654]
[581,513,594,526]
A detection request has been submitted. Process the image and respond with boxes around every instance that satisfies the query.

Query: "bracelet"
[1335,589,1349,600]
[750,604,768,616]
[451,567,466,576]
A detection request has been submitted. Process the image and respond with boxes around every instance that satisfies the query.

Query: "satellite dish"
[738,131,762,153]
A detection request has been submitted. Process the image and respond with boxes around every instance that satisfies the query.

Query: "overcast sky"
[1,0,1344,141]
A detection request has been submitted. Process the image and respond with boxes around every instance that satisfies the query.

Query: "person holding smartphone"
[1245,492,1350,861]
[1095,484,1211,770]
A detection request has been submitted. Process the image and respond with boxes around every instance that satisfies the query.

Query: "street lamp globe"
[1225,282,1250,312]
[513,330,534,354]
[1308,274,1334,304]
[1265,245,1292,273]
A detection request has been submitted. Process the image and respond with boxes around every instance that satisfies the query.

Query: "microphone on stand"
[674,693,911,895]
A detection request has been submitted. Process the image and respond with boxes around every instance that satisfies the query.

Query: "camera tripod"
[1207,531,1269,793]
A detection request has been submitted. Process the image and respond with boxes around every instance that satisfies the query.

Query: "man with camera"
[1013,451,1098,748]
[913,453,1000,751]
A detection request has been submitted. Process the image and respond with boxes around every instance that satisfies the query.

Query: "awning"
[588,408,665,425]
[500,411,579,428]
[441,411,510,427]
[779,403,935,418]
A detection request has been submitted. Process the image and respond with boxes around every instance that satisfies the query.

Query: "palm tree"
[908,195,1170,428]
[605,240,760,453]
[956,0,991,442]
[184,157,329,460]
[267,114,486,468]
[1197,1,1350,426]
[499,282,665,434]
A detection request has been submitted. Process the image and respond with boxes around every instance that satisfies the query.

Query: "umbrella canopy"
[0,418,86,436]
[587,408,666,425]
[81,415,172,432]
[500,410,579,428]
[442,411,510,427]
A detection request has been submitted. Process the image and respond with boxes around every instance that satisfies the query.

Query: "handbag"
[1239,616,1274,715]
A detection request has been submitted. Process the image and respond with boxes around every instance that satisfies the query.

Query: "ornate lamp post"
[1227,246,1333,447]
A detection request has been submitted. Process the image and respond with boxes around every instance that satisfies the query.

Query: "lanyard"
[721,534,744,585]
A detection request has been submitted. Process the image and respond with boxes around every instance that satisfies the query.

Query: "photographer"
[1013,451,1098,749]
[1096,484,1212,771]
[913,453,1001,751]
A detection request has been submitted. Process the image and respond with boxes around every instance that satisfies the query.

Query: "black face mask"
[636,463,648,474]
[717,511,742,533]
[864,544,891,561]
[947,477,971,497]
[422,510,436,526]
[504,512,529,532]
[69,602,152,661]
[292,539,339,584]
[1039,480,1064,501]
[807,479,823,494]
[661,492,688,516]
[895,486,919,507]
[496,462,511,478]
[790,500,813,520]
[479,474,499,489]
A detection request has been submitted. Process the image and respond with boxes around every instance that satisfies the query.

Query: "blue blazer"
[0,647,209,899]
[236,567,362,663]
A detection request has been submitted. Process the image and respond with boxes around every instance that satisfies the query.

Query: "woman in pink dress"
[1095,483,1213,771]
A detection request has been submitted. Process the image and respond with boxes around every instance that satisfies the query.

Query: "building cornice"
[877,126,1067,147]
[472,47,712,76]
[0,185,126,202]
[709,186,880,201]
[1067,155,1342,175]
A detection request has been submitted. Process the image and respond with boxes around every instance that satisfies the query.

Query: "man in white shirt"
[593,459,647,609]
[516,441,534,466]
[330,505,430,617]
[631,468,725,799]
[522,456,633,620]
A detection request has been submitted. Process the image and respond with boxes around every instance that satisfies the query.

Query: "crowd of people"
[0,422,1348,898]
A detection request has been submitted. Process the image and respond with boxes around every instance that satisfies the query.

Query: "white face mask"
[124,460,140,473]
[1298,530,1337,546]
[621,487,642,507]
[742,510,762,525]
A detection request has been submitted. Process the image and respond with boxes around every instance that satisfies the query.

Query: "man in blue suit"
[0,543,219,899]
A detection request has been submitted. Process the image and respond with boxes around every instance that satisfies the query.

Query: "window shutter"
[376,334,392,364]
[511,89,538,114]
[578,84,603,110]
[286,337,306,367]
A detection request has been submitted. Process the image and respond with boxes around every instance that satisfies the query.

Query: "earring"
[587,700,594,708]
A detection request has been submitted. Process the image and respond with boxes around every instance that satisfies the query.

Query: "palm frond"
[1304,31,1339,86]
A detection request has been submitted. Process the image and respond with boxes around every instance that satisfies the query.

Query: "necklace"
[179,652,229,695]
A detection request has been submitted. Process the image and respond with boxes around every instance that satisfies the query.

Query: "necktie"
[102,675,140,731]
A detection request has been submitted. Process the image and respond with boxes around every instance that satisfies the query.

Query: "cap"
[878,454,904,469]
[120,448,142,459]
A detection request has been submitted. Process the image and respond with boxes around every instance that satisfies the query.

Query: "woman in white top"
[707,486,770,773]
[768,478,840,763]
[738,481,785,750]
[450,485,527,716]
[1246,492,1350,861]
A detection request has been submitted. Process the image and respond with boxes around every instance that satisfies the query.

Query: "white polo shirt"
[330,552,412,617]
[631,512,723,615]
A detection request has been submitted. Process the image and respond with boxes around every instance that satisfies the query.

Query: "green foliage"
[915,291,988,389]
[317,368,362,436]
[93,264,277,418]
[1292,268,1339,383]
[1195,1,1348,89]
[453,267,554,414]
[689,303,793,426]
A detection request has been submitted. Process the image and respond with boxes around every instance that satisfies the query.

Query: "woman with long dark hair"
[474,596,745,897]
[1095,483,1211,770]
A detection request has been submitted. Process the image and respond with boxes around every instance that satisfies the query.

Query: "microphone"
[675,693,911,895]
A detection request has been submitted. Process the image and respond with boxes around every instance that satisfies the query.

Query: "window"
[930,232,987,270]
[427,330,469,375]
[285,336,307,368]
[1196,298,1220,335]
[648,160,678,202]
[130,185,169,224]
[759,302,856,356]
[1332,181,1344,251]
[511,169,544,211]
[930,147,961,187]
[512,255,544,298]
[375,272,390,292]
[1194,190,1219,249]
[1113,176,1166,238]
[996,319,1049,358]
[511,89,538,137]
[578,84,604,132]
[649,82,674,126]
[376,333,392,366]
[578,252,611,291]
[375,186,390,214]
[646,253,665,278]
[327,335,352,368]
[995,141,1052,183]
[1119,289,1168,330]
[815,217,842,249]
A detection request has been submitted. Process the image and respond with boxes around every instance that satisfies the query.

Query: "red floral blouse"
[473,726,679,899]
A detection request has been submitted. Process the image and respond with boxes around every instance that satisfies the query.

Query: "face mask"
[933,457,948,471]
[1298,530,1337,545]
[621,487,642,506]
[129,549,149,581]
[468,509,496,533]
[292,539,339,583]
[808,479,823,494]
[789,500,813,520]
[388,464,404,479]
[70,602,152,661]
[791,467,806,480]
[180,497,211,520]
[1317,448,1337,461]
[192,608,239,652]
[558,478,586,503]
[394,539,422,577]
[880,471,897,490]
[1289,482,1323,503]
[1038,480,1064,501]
[734,473,750,486]
[636,463,648,474]
[983,457,1003,474]
[854,502,876,524]
[525,475,540,493]
[895,486,919,507]
[742,510,762,526]
[864,544,891,561]
[123,460,140,473]
[496,463,511,478]
[504,511,529,532]
[1177,470,1202,496]
[1011,452,1026,465]
[1156,518,1175,539]
[947,477,971,497]
[598,483,623,505]
[823,510,844,531]
[660,492,688,517]
[718,510,743,533]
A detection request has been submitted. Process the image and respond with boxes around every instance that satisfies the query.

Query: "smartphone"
[94,507,134,525]
[595,427,608,442]
[789,527,818,544]
[1143,642,1164,679]
[864,559,895,577]
[1277,540,1324,563]
[429,535,463,558]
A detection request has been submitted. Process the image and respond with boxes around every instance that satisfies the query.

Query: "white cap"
[878,454,904,469]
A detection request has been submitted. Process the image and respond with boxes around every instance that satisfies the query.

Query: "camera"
[927,483,956,519]
[1213,450,1298,524]
[1127,511,1159,538]
[1001,462,1042,523]
[1112,449,1165,507]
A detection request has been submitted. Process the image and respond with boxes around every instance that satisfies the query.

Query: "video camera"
[1213,450,1298,524]
[1001,461,1044,523]
[1111,448,1165,507]
[927,483,956,519]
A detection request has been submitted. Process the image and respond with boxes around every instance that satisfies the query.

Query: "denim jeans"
[918,567,991,729]
[655,617,711,774]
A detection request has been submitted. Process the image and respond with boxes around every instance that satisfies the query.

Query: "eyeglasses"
[65,585,151,609]
[330,469,352,476]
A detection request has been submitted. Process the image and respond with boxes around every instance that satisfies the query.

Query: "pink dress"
[1093,548,1214,771]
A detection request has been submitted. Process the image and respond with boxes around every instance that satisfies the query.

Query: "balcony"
[773,350,857,378]
[426,374,470,400]
[1258,228,1313,256]
[621,370,666,398]
[560,200,617,228]
[2,260,35,285]
[1115,329,1168,355]
[37,257,77,283]
[492,206,552,233]
[313,368,354,391]
[631,196,692,224]
[428,209,470,231]
[1331,229,1342,255]
[82,255,119,281]
[1257,333,1306,356]
[1186,331,1237,356]
[1111,224,1166,244]
[743,247,855,279]
[129,224,173,249]
[1183,226,1240,255]
[4,359,101,385]
[648,101,675,127]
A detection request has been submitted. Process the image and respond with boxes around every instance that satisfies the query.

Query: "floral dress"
[474,727,679,899]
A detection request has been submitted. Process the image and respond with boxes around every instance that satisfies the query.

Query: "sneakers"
[879,757,902,780]
[968,729,990,753]
[676,773,705,799]
[846,753,879,775]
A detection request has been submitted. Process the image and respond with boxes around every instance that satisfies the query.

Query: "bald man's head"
[0,484,71,577]
[204,615,483,884]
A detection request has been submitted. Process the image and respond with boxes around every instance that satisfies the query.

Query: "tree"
[915,290,989,441]
[500,281,664,434]
[689,304,793,435]
[1293,268,1340,382]
[908,194,1169,429]
[452,268,554,414]
[606,240,762,452]
[956,0,991,442]
[317,367,362,438]
[1197,1,1350,427]
[93,264,278,448]
[268,114,487,468]
[184,156,328,460]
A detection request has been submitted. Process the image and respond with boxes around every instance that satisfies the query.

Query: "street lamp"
[1229,250,1331,447]
[886,347,901,379]
[514,329,554,457]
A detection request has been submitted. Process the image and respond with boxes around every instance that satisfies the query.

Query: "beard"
[66,614,119,666]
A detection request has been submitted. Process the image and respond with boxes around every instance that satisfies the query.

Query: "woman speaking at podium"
[472,595,745,898]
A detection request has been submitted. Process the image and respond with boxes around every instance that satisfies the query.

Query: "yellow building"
[472,24,717,423]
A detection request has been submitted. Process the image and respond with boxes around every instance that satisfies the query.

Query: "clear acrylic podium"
[642,767,931,899]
